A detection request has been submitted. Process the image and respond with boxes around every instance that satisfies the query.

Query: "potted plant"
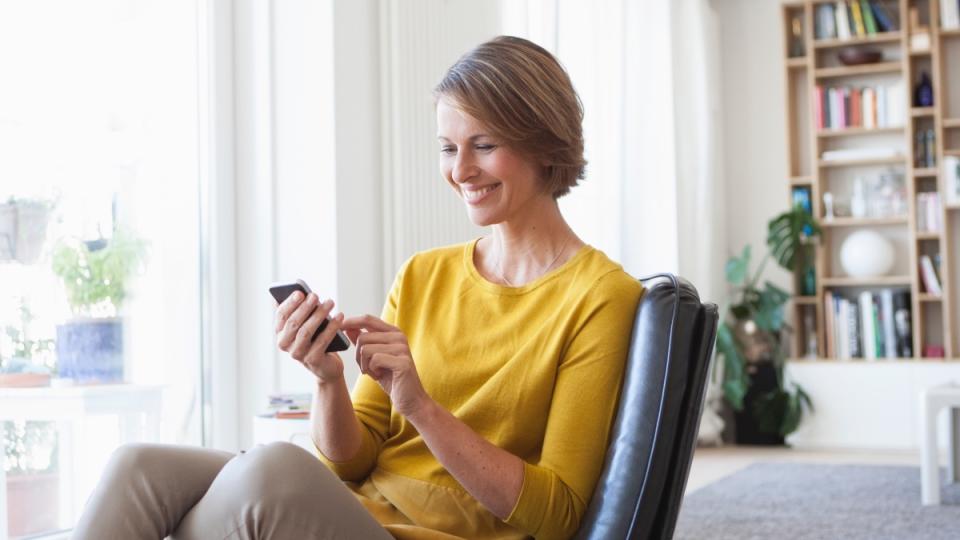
[716,205,821,444]
[51,228,147,384]
[0,196,57,264]
[0,299,56,387]
[2,420,59,537]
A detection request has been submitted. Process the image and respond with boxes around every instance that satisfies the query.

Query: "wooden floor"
[685,445,921,494]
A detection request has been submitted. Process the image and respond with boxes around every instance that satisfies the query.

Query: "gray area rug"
[675,462,960,540]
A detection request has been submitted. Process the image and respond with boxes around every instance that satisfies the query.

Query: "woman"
[73,36,643,540]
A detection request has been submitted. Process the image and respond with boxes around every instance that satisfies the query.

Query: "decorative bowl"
[838,47,883,66]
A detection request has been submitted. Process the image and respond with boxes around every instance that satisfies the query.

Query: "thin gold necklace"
[496,236,571,287]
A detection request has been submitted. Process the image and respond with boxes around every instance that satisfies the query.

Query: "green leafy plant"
[716,205,821,438]
[3,420,58,476]
[1,299,55,373]
[51,229,148,317]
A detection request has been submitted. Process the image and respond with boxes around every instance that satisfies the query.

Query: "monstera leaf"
[767,205,821,272]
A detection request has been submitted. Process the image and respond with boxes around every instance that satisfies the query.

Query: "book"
[870,0,898,31]
[848,299,861,358]
[880,289,896,358]
[893,291,912,357]
[920,255,943,295]
[861,0,878,34]
[836,1,852,39]
[941,0,960,29]
[859,291,876,359]
[825,291,837,358]
[817,4,838,39]
[851,0,867,36]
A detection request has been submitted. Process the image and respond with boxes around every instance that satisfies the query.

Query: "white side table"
[0,383,163,537]
[251,415,313,452]
[920,382,960,505]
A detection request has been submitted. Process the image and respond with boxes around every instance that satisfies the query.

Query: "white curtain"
[502,0,727,443]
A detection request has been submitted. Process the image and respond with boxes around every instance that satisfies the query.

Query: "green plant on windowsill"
[0,299,55,375]
[51,228,148,318]
[716,205,821,439]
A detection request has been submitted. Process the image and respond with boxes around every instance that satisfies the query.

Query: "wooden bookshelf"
[818,156,906,167]
[814,61,902,79]
[813,31,903,48]
[817,125,905,137]
[819,216,909,226]
[781,0,957,361]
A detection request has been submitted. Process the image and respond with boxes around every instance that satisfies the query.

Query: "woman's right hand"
[274,291,346,382]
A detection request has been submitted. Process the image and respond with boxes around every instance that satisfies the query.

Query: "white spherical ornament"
[840,230,895,278]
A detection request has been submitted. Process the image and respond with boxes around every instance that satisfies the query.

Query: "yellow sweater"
[318,239,644,540]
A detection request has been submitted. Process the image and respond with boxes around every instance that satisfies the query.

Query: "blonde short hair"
[433,36,586,199]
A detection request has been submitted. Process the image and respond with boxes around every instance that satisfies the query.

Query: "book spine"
[848,299,860,358]
[920,255,943,294]
[851,0,866,36]
[859,291,874,359]
[873,297,882,359]
[836,1,851,39]
[825,291,836,358]
[881,289,896,358]
[870,0,894,32]
[850,88,863,127]
[816,85,825,130]
[861,0,878,34]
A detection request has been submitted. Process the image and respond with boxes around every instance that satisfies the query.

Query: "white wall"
[713,0,793,293]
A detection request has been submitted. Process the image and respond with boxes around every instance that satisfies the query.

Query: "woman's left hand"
[341,315,430,418]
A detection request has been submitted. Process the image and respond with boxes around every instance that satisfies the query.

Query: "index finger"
[341,314,396,333]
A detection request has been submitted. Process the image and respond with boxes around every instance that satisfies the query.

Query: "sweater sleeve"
[317,257,412,480]
[504,272,644,539]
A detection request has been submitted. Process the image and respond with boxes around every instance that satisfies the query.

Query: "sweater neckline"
[463,237,594,295]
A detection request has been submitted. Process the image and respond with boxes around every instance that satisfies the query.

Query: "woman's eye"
[440,146,456,155]
[475,144,496,152]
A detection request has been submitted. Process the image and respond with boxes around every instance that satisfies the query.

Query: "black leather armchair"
[576,274,719,540]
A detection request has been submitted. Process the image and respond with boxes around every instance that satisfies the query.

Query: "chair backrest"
[575,274,719,540]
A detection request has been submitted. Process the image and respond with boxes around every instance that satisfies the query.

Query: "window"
[0,1,205,536]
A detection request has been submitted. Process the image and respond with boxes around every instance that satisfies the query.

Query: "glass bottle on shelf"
[914,71,933,107]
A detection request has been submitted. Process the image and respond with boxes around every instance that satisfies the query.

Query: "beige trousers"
[71,441,393,540]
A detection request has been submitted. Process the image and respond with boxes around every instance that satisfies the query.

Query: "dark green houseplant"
[717,205,820,440]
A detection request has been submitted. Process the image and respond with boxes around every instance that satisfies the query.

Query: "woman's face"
[436,99,548,227]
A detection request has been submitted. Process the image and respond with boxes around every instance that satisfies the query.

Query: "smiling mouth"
[462,183,502,204]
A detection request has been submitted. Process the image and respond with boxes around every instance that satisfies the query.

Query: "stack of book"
[941,0,960,29]
[824,289,912,359]
[916,192,942,232]
[814,83,905,131]
[815,1,899,39]
[259,392,312,419]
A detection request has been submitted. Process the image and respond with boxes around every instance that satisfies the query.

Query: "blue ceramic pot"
[56,318,123,383]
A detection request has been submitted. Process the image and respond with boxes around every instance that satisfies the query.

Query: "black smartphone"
[269,279,350,353]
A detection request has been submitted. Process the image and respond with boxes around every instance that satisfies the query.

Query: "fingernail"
[324,299,334,308]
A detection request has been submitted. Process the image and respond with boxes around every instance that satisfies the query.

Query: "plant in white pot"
[51,229,147,384]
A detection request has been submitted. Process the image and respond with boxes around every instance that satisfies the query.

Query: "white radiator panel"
[379,0,501,287]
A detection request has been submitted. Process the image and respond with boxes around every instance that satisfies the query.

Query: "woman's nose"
[451,151,478,183]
